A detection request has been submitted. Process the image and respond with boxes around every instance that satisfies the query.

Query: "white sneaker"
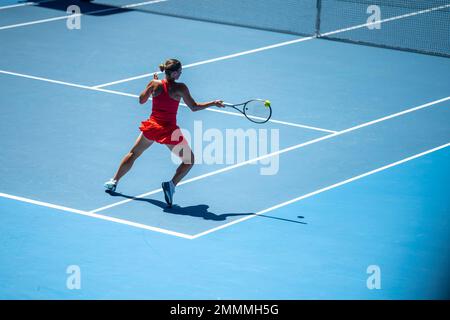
[104,179,117,192]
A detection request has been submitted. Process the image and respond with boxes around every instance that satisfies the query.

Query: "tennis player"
[104,59,224,206]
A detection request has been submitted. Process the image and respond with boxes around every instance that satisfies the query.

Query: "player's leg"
[161,142,194,206]
[104,133,154,191]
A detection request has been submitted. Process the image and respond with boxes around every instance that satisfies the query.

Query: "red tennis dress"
[139,79,185,145]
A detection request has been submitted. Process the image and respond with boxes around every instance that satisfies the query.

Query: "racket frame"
[223,99,272,124]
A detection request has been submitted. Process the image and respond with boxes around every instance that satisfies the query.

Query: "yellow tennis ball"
[264,100,271,107]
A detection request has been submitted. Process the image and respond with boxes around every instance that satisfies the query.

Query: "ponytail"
[159,59,182,75]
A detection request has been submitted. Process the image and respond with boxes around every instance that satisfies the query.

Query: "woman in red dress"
[104,59,224,206]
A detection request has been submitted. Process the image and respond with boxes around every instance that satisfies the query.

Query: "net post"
[315,0,322,37]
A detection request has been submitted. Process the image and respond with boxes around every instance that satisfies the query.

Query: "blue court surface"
[0,0,449,299]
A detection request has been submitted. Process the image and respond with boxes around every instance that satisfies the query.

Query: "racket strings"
[244,100,271,123]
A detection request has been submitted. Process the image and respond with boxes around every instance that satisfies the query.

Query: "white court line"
[0,0,168,31]
[2,142,448,240]
[147,94,337,133]
[0,69,138,98]
[0,13,83,31]
[0,192,194,239]
[94,36,315,87]
[93,37,319,87]
[1,0,448,236]
[202,107,337,133]
[0,69,335,133]
[0,2,34,10]
[0,1,53,11]
[92,3,450,89]
[1,69,449,214]
[90,95,450,213]
[190,142,450,239]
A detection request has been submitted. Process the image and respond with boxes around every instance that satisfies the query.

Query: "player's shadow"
[106,190,306,224]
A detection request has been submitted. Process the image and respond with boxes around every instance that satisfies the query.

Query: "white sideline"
[202,107,337,133]
[0,192,194,239]
[190,142,450,239]
[0,69,336,133]
[0,69,138,98]
[1,142,448,240]
[90,95,450,213]
[0,0,168,30]
[0,1,46,11]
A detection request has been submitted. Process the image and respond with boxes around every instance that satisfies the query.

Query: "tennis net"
[98,0,450,57]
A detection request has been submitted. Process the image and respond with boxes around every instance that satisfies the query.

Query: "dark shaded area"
[32,0,314,38]
[37,0,129,16]
[106,190,306,224]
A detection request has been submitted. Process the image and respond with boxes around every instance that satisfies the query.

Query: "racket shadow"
[106,191,306,224]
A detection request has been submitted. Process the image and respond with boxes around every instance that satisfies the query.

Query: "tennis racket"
[223,99,272,124]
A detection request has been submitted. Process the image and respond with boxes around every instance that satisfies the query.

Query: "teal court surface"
[0,0,449,299]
